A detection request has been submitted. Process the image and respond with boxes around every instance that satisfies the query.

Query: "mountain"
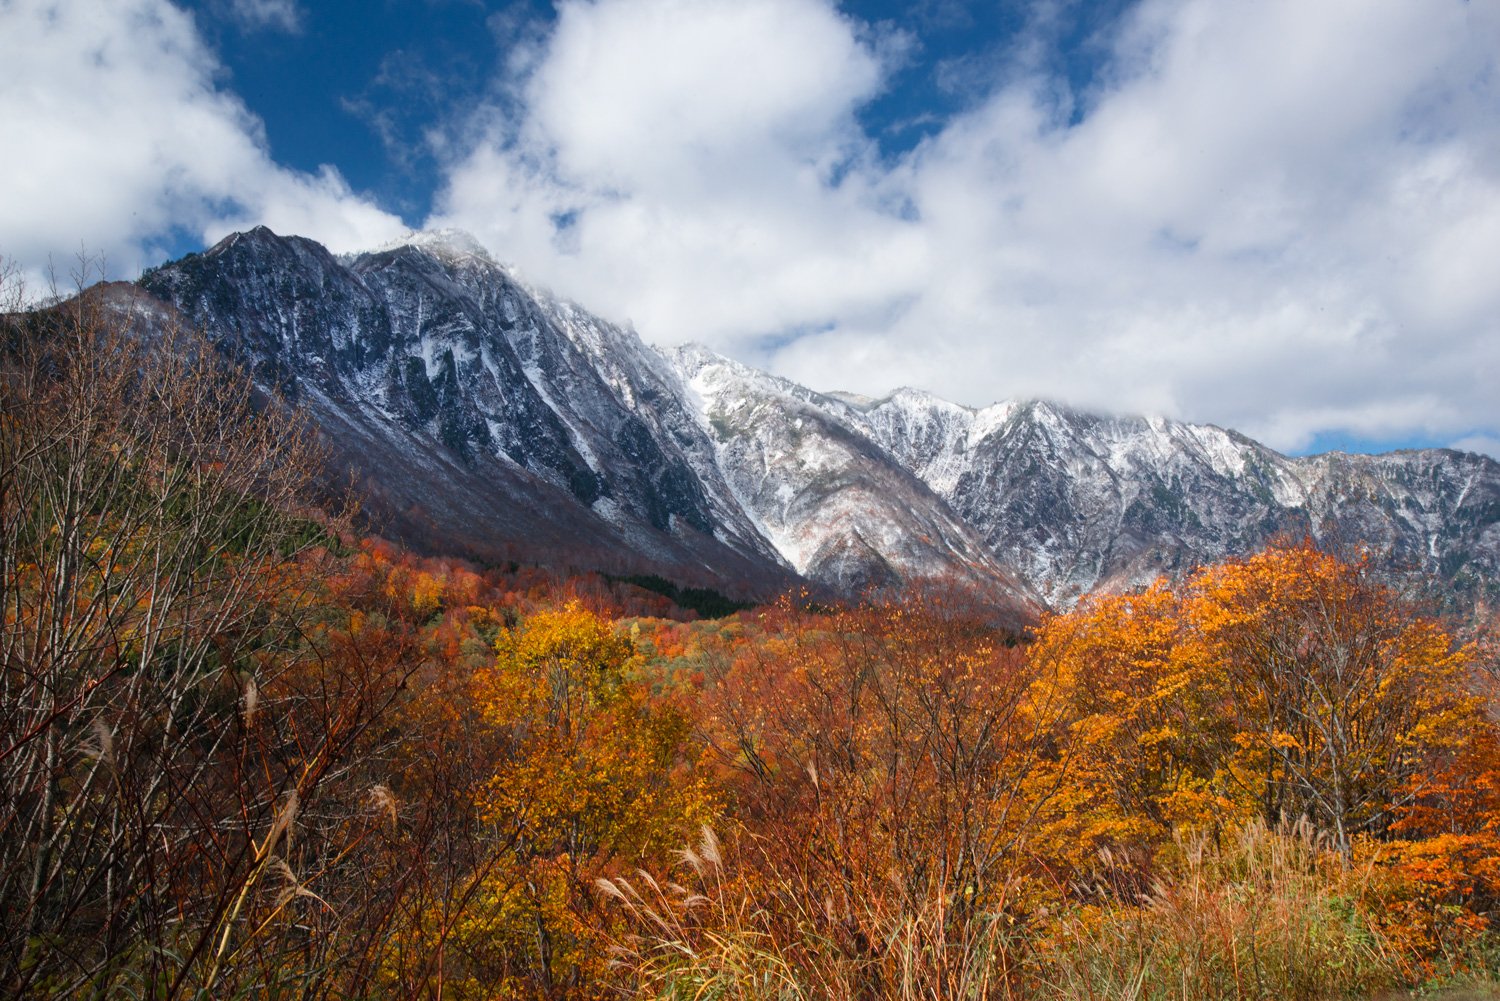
[757,389,1500,606]
[125,227,1500,611]
[669,345,1040,608]
[135,227,796,598]
[128,227,1038,616]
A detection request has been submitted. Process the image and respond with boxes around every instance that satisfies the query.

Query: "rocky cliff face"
[131,227,1500,611]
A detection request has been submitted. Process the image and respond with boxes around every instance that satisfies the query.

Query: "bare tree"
[0,272,413,998]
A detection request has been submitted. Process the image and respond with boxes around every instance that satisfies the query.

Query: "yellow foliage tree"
[446,601,714,998]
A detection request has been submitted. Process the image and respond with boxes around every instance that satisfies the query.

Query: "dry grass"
[601,825,1034,1000]
[1030,820,1399,1001]
[601,822,1500,1001]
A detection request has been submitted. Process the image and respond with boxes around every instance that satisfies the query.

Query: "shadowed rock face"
[127,227,1500,614]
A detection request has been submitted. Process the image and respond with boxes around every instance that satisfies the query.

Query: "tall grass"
[1033,820,1396,1001]
[599,827,810,1001]
[602,826,1034,1001]
[605,822,1454,1001]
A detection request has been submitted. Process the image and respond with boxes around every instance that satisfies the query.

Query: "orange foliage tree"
[1026,581,1234,880]
[1183,542,1477,854]
[682,592,1065,997]
[428,601,717,999]
[1031,542,1481,859]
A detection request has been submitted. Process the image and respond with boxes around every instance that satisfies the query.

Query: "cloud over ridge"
[431,0,1500,454]
[0,0,403,288]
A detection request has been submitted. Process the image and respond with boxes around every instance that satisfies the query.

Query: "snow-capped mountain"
[129,228,1500,611]
[764,389,1500,605]
[669,345,1040,608]
[136,226,796,596]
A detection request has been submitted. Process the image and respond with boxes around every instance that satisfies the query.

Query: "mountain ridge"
[123,227,1500,612]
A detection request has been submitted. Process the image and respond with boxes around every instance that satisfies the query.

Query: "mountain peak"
[665,342,759,380]
[824,390,881,409]
[368,228,497,264]
[208,225,290,254]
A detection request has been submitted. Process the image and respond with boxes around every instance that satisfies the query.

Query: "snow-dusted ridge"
[134,228,1500,611]
[363,228,499,265]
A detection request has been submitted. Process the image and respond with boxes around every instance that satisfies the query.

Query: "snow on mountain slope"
[825,391,1500,605]
[693,368,1500,606]
[664,344,1045,619]
[138,227,794,594]
[132,226,1500,610]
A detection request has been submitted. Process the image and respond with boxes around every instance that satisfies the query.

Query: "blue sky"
[189,1,1132,226]
[2,0,1499,458]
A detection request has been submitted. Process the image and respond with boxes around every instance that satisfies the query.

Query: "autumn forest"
[5,296,1500,1001]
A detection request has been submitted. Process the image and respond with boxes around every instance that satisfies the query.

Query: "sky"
[2,0,1499,458]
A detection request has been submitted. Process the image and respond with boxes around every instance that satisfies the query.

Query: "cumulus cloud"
[4,0,1493,455]
[0,0,403,291]
[431,0,923,357]
[434,0,1500,453]
[851,0,1500,451]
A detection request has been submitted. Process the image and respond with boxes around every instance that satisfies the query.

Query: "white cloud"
[225,0,302,34]
[4,0,1493,456]
[1452,435,1500,461]
[774,0,1500,452]
[431,0,924,359]
[434,0,1500,454]
[0,0,403,291]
